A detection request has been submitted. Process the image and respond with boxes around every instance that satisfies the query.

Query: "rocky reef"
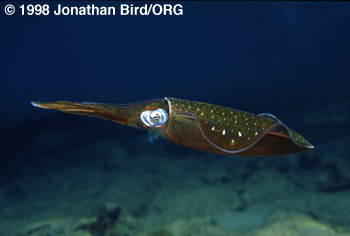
[0,100,349,236]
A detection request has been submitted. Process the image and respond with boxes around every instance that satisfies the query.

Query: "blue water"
[1,2,350,235]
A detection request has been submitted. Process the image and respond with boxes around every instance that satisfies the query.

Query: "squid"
[31,97,314,156]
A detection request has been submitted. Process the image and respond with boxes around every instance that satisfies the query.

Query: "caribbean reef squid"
[31,97,314,156]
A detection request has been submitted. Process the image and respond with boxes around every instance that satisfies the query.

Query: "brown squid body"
[31,97,313,156]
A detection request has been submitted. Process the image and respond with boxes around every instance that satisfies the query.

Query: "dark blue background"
[1,2,350,234]
[1,1,350,142]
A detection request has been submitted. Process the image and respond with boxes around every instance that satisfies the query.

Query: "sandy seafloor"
[1,100,350,236]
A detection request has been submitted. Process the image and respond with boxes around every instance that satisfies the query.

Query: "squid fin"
[258,113,281,123]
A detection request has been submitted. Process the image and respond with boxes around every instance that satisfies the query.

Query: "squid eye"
[140,108,168,127]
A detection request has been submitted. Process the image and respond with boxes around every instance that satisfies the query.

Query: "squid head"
[31,97,314,156]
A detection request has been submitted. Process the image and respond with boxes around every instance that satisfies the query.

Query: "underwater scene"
[1,1,350,236]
